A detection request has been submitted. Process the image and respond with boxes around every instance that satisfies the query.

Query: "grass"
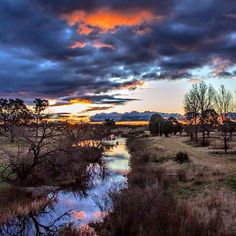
[227,175,236,191]
[94,135,236,236]
[176,181,206,198]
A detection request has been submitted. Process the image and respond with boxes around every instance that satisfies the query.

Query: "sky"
[0,0,236,118]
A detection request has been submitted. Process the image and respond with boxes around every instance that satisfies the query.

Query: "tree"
[184,112,199,141]
[33,98,49,137]
[0,122,62,184]
[201,109,219,139]
[168,117,183,135]
[195,82,215,145]
[0,98,30,142]
[184,88,200,141]
[0,98,105,187]
[184,82,216,145]
[214,85,234,120]
[162,120,174,137]
[33,98,49,123]
[149,113,164,136]
[103,118,116,136]
[219,120,235,153]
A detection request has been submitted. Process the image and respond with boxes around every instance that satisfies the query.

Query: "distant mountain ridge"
[90,111,183,122]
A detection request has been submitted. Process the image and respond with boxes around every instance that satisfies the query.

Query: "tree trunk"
[202,127,206,146]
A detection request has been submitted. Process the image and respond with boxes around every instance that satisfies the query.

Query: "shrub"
[175,152,189,164]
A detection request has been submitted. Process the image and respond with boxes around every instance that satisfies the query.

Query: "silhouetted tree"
[168,117,183,135]
[219,120,235,153]
[201,109,219,139]
[33,98,49,123]
[103,118,116,136]
[184,82,216,145]
[185,112,199,141]
[162,120,174,137]
[0,98,30,142]
[149,113,164,136]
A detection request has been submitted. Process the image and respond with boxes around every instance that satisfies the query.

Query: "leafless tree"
[0,122,64,184]
[214,85,234,120]
[184,82,216,145]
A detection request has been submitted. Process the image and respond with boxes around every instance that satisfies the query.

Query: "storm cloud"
[1,0,236,106]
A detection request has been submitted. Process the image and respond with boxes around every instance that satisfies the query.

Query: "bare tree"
[184,89,200,141]
[214,85,234,120]
[184,82,216,145]
[0,122,63,184]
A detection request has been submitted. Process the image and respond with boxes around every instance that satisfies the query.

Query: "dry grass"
[94,135,236,236]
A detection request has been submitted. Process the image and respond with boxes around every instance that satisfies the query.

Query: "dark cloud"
[0,0,236,107]
[81,106,113,113]
[34,0,174,14]
[52,95,139,106]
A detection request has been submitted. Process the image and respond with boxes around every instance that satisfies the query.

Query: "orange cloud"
[189,79,202,84]
[121,80,145,90]
[93,41,115,49]
[70,41,86,48]
[69,98,92,104]
[78,24,93,35]
[62,8,159,32]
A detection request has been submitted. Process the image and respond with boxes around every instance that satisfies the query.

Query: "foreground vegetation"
[92,135,236,235]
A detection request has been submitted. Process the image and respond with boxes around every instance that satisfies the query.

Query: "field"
[96,133,236,236]
[1,123,236,235]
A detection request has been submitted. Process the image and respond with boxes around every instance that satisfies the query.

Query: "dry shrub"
[187,189,236,235]
[12,145,105,188]
[95,187,183,236]
[59,224,96,236]
[175,152,189,164]
[94,186,226,236]
[128,166,157,188]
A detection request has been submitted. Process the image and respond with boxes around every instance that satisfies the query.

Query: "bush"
[175,152,189,164]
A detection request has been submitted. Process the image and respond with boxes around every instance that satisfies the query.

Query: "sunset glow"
[0,0,235,120]
[62,8,159,32]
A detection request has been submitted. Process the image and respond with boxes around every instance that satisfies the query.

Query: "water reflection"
[0,138,130,235]
[0,193,70,235]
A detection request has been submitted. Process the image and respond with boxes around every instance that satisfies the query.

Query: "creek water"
[0,137,130,235]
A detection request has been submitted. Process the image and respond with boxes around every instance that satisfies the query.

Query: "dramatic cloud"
[0,0,236,111]
[81,106,113,113]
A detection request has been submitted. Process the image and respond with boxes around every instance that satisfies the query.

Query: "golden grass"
[98,135,236,235]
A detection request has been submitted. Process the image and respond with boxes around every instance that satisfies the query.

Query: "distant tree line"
[149,114,183,137]
[149,82,236,153]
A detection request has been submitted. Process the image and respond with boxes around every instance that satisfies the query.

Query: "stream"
[0,137,130,235]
